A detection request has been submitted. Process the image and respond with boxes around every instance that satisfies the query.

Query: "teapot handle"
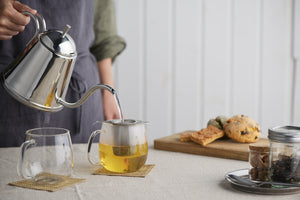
[87,130,102,165]
[21,11,47,46]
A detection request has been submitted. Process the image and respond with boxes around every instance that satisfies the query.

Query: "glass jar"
[249,143,270,182]
[268,126,300,183]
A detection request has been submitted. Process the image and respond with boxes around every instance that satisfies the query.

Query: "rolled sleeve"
[90,0,126,62]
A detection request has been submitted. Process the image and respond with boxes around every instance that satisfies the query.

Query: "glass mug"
[17,127,74,183]
[87,119,148,173]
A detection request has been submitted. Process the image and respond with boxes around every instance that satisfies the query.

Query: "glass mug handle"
[87,130,102,165]
[17,139,36,179]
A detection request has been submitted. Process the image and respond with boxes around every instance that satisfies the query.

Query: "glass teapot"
[1,11,115,112]
[87,119,148,173]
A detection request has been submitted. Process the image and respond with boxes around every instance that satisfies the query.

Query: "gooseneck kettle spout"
[1,11,117,112]
[56,84,116,109]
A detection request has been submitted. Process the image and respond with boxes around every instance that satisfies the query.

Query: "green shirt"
[90,0,126,62]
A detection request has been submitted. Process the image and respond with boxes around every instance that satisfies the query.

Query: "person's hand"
[102,90,122,120]
[0,0,36,40]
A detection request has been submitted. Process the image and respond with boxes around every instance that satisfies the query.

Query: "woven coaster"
[93,164,155,177]
[9,173,86,192]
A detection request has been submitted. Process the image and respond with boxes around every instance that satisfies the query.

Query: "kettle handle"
[21,11,47,46]
[35,13,47,32]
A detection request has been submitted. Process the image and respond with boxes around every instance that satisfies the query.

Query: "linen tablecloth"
[1,144,300,200]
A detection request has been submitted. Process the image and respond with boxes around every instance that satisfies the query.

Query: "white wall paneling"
[114,0,298,143]
[259,0,293,133]
[231,0,261,119]
[144,0,175,141]
[202,0,232,126]
[114,0,145,119]
[173,0,202,134]
[293,0,300,125]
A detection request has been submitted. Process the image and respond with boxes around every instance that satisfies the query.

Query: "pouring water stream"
[113,92,124,123]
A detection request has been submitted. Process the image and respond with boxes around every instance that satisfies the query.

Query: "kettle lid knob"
[61,24,71,38]
[40,24,77,57]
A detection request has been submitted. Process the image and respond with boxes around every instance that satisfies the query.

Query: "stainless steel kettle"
[1,12,115,112]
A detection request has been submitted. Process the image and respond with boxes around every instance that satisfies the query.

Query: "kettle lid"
[40,25,76,58]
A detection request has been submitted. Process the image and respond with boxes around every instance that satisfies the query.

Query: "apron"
[0,0,103,147]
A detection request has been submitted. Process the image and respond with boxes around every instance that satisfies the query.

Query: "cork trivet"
[93,164,155,177]
[9,173,86,192]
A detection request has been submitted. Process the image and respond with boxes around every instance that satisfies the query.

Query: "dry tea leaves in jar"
[268,126,300,183]
[270,154,300,183]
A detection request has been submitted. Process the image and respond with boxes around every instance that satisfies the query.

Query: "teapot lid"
[40,25,76,58]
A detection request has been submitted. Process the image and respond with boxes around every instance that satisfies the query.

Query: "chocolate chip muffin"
[223,115,261,143]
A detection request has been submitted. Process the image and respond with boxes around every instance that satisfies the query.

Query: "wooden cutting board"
[153,131,269,161]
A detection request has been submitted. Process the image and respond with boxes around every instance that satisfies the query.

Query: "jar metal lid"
[268,126,300,143]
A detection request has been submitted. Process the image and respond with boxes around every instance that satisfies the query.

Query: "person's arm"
[91,0,126,120]
[97,57,120,120]
[0,0,36,40]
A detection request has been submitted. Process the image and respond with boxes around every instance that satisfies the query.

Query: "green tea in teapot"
[99,142,148,173]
